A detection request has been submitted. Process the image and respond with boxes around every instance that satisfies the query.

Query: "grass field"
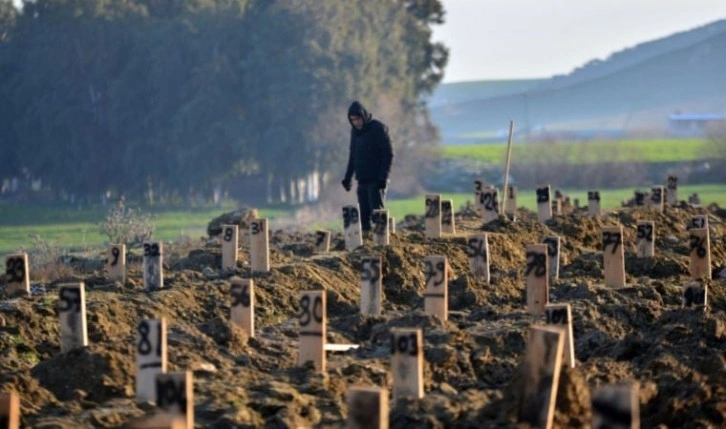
[440,139,722,164]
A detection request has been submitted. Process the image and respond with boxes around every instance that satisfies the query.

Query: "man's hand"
[341,179,352,192]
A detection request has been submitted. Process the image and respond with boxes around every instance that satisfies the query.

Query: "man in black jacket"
[341,101,394,232]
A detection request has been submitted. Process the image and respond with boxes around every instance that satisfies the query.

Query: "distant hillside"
[427,79,543,108]
[431,19,726,144]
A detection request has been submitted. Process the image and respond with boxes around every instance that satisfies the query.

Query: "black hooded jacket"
[343,101,394,185]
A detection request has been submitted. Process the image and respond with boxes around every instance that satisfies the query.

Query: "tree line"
[0,0,448,206]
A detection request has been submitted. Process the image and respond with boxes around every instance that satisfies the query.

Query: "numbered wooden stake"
[424,194,442,238]
[4,253,29,297]
[667,175,678,206]
[636,221,655,258]
[690,215,708,230]
[506,185,517,217]
[689,228,711,280]
[343,205,363,251]
[544,304,575,368]
[480,187,500,223]
[371,210,390,246]
[346,386,389,429]
[441,200,455,234]
[298,290,326,371]
[136,318,167,402]
[551,199,561,216]
[683,282,708,310]
[250,219,270,272]
[390,328,423,400]
[388,217,396,234]
[517,326,564,429]
[473,179,484,217]
[221,225,238,270]
[542,236,560,280]
[592,383,640,429]
[58,283,88,353]
[649,186,664,212]
[143,241,163,291]
[423,256,447,321]
[466,234,489,282]
[156,371,193,429]
[634,191,646,207]
[230,278,254,338]
[314,230,331,253]
[602,226,625,287]
[0,391,20,429]
[588,191,601,216]
[360,257,382,315]
[106,244,126,284]
[525,244,549,315]
[536,185,552,222]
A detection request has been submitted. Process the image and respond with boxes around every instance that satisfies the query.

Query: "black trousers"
[356,182,387,231]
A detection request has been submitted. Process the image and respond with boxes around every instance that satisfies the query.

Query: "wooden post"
[371,210,390,246]
[634,191,646,207]
[314,230,331,253]
[250,218,270,272]
[441,200,455,234]
[550,199,561,216]
[649,186,664,212]
[466,234,489,282]
[423,256,447,321]
[516,326,564,429]
[690,215,708,230]
[136,318,167,402]
[58,283,88,353]
[390,328,423,400]
[480,187,500,223]
[525,244,549,315]
[542,236,560,281]
[536,185,552,222]
[666,175,678,206]
[298,290,326,371]
[588,191,601,216]
[592,383,640,429]
[506,185,517,218]
[346,386,389,429]
[4,253,29,297]
[0,391,20,429]
[473,179,484,217]
[360,257,382,315]
[602,226,625,287]
[689,228,711,280]
[424,194,442,239]
[221,225,239,270]
[143,241,163,291]
[343,205,363,250]
[388,217,396,234]
[106,244,126,284]
[636,221,655,258]
[683,282,708,310]
[544,304,575,368]
[155,371,193,429]
[230,278,254,338]
[501,120,515,211]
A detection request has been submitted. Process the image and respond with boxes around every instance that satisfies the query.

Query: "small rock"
[438,382,458,395]
[192,361,218,375]
[666,235,679,244]
[203,267,216,280]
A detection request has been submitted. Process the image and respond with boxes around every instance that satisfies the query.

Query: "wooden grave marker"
[690,215,708,230]
[390,328,424,400]
[106,244,126,284]
[423,256,447,321]
[551,198,561,216]
[441,200,455,234]
[250,218,270,272]
[649,186,664,212]
[156,371,193,429]
[314,230,331,253]
[346,386,389,429]
[143,241,164,291]
[635,221,655,258]
[473,179,484,216]
[689,228,711,280]
[602,226,625,287]
[588,191,601,216]
[466,234,489,282]
[343,205,363,250]
[360,257,383,315]
[4,253,29,297]
[683,282,708,310]
[230,278,254,338]
[666,175,678,206]
[58,283,88,353]
[136,318,167,402]
[505,185,517,218]
[298,290,326,371]
[479,187,500,223]
[424,194,442,238]
[544,304,575,368]
[592,383,640,429]
[0,391,20,429]
[221,225,239,270]
[516,326,565,429]
[371,210,390,246]
[634,191,646,207]
[536,185,552,222]
[542,236,560,281]
[388,217,396,234]
[525,244,549,315]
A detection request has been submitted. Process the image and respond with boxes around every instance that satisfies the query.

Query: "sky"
[433,0,726,83]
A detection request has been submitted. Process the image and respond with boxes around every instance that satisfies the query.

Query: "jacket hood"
[348,101,373,128]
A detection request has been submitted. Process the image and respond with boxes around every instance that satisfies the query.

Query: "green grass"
[440,139,722,164]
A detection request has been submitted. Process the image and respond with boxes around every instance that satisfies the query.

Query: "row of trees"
[0,0,448,205]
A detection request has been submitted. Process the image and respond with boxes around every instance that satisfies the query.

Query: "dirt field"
[1,204,724,428]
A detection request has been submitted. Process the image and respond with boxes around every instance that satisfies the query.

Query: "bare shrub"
[98,200,155,246]
[15,234,74,283]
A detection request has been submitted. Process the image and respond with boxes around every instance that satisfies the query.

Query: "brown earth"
[1,204,725,428]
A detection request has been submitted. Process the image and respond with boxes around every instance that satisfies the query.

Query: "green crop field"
[440,139,722,164]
